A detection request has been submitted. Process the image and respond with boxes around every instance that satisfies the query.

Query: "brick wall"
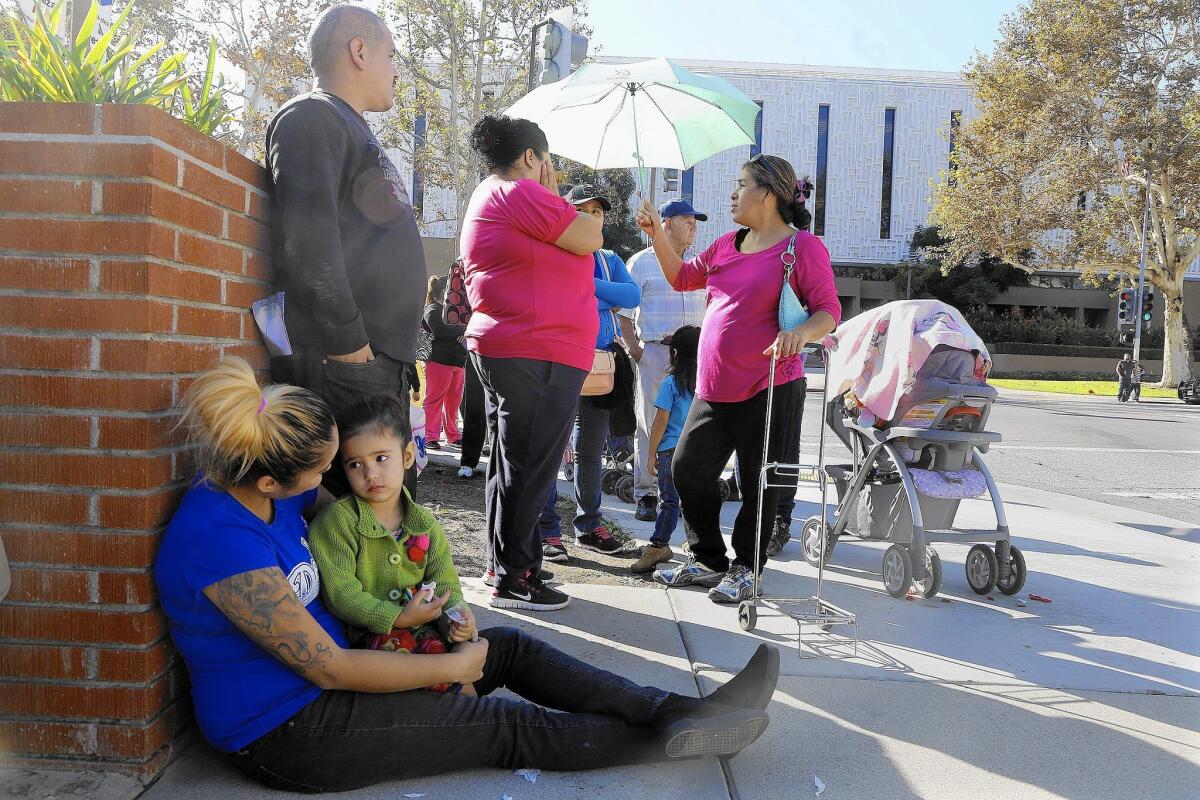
[0,103,272,779]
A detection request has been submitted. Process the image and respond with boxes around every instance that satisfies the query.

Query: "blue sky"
[586,0,1026,73]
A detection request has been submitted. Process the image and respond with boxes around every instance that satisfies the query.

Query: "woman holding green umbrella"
[636,154,841,604]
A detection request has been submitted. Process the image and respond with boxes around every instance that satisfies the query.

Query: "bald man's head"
[308,4,389,77]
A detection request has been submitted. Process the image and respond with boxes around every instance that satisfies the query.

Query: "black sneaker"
[635,495,658,522]
[426,440,441,450]
[576,524,622,554]
[766,516,791,557]
[490,570,570,611]
[542,537,569,563]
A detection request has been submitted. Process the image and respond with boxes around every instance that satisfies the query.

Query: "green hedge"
[964,306,1199,349]
[989,342,1164,359]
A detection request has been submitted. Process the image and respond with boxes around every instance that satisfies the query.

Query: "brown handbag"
[581,349,616,396]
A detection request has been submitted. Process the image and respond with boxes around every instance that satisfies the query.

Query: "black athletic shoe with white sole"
[489,570,570,611]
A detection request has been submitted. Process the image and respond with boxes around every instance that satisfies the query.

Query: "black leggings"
[675,380,806,572]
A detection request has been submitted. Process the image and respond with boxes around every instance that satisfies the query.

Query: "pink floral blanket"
[823,301,991,423]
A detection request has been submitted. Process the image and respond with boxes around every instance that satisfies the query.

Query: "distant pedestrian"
[1130,361,1144,402]
[420,275,467,449]
[1116,353,1134,402]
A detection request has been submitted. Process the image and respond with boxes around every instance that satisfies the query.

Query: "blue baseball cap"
[659,198,707,221]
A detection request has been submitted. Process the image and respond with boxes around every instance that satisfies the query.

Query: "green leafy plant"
[175,37,235,137]
[1,0,233,136]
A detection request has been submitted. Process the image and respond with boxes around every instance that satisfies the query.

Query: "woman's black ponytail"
[469,114,550,173]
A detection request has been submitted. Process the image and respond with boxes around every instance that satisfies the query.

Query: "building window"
[948,110,961,187]
[751,101,764,157]
[681,167,694,204]
[412,112,427,216]
[880,107,896,240]
[815,104,830,236]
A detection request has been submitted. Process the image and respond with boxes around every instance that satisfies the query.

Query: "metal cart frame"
[738,346,858,657]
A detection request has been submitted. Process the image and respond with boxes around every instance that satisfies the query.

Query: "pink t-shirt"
[674,230,841,403]
[459,177,598,372]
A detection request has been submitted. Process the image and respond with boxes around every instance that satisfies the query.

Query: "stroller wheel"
[738,600,757,631]
[801,516,837,567]
[616,475,636,504]
[995,544,1027,596]
[912,547,943,599]
[601,469,623,495]
[882,544,913,598]
[965,544,998,595]
[718,479,731,501]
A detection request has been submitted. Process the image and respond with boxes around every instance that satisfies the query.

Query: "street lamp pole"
[1132,167,1151,362]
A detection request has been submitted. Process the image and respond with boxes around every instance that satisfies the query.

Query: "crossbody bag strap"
[597,250,620,338]
[781,234,797,284]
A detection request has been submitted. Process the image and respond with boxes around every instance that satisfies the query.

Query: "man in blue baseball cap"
[619,199,708,572]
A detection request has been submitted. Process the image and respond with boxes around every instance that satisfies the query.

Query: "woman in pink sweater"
[636,155,841,604]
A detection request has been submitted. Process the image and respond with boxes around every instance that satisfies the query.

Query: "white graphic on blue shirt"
[288,539,319,606]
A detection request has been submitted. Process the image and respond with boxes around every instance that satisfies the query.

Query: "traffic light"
[537,17,588,86]
[1117,289,1133,325]
[663,168,680,193]
[1141,288,1154,323]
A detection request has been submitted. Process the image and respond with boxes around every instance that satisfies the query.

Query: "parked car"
[1178,379,1200,405]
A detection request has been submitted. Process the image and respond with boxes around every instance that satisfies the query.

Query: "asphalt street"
[796,379,1200,526]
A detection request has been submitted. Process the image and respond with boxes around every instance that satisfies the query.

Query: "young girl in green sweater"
[310,395,476,694]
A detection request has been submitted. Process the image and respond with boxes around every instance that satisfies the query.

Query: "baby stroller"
[600,435,637,503]
[807,301,1027,599]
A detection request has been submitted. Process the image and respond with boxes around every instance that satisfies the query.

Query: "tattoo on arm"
[206,568,336,681]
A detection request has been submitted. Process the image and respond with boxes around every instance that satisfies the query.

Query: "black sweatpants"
[472,353,586,583]
[458,355,488,471]
[674,379,806,572]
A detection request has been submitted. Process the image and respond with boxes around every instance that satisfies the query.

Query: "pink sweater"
[673,230,841,403]
[459,177,598,372]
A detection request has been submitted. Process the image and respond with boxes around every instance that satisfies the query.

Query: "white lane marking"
[991,446,1200,454]
[1103,491,1200,501]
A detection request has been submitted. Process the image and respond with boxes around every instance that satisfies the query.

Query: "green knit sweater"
[309,489,463,636]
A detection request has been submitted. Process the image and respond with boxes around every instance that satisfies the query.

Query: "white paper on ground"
[403,794,425,798]
[814,774,826,796]
[515,768,540,783]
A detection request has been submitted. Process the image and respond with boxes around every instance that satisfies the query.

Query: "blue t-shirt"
[155,479,349,752]
[653,374,694,452]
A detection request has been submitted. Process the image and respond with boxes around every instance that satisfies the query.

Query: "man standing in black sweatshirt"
[265,4,425,429]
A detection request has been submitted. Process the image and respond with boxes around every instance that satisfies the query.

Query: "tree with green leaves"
[877,225,1029,311]
[930,0,1198,386]
[378,0,590,237]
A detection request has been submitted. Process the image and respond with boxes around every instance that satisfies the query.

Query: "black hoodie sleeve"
[267,101,369,356]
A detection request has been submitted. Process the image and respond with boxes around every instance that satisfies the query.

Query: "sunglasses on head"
[749,153,783,186]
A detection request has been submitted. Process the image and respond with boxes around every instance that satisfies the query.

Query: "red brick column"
[0,103,272,779]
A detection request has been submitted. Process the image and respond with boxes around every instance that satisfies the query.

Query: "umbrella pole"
[630,83,645,199]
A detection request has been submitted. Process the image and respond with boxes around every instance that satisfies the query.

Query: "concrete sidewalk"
[12,480,1199,800]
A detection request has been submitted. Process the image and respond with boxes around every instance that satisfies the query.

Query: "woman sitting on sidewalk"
[155,358,779,793]
[636,155,841,604]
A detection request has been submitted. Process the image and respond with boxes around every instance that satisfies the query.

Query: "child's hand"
[447,604,478,644]
[393,588,451,629]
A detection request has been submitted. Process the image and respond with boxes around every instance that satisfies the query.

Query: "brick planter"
[0,102,272,780]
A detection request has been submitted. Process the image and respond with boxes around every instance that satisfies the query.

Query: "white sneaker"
[457,466,475,478]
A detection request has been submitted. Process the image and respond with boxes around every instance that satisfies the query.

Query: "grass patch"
[990,379,1176,399]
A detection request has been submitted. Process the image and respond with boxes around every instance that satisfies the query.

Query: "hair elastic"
[257,396,267,415]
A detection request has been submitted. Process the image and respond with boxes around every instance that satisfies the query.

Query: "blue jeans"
[539,484,561,541]
[231,627,674,792]
[572,396,611,535]
[651,448,680,547]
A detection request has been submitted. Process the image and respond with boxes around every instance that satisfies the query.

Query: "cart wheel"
[601,469,622,495]
[616,475,635,504]
[965,544,998,595]
[912,547,942,599]
[800,516,836,567]
[995,544,1027,596]
[738,601,757,631]
[563,462,574,482]
[718,479,731,501]
[882,544,913,598]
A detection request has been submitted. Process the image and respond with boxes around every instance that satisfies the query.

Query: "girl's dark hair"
[667,325,700,396]
[469,114,550,173]
[743,154,813,231]
[182,357,336,489]
[338,394,411,447]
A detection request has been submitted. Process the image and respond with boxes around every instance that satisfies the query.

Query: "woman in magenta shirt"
[636,154,841,604]
[459,115,603,612]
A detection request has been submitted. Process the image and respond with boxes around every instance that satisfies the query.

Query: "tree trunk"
[1158,275,1194,387]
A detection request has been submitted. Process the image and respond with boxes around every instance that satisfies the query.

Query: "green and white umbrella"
[505,58,759,187]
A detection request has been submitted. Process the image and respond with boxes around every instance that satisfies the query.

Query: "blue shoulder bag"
[778,234,810,331]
